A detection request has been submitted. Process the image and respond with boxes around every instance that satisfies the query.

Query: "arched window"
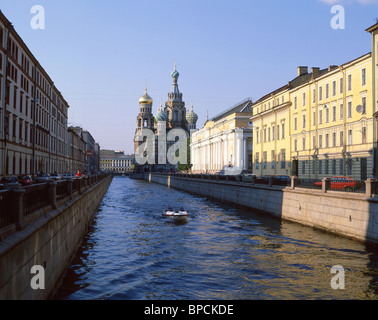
[174,110,178,121]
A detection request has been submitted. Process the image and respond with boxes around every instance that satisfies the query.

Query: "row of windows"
[2,112,68,154]
[293,127,367,151]
[0,78,68,138]
[293,97,366,131]
[0,38,68,117]
[293,69,367,109]
[256,123,285,143]
[255,149,286,170]
[253,156,356,177]
[257,95,286,113]
[301,159,353,176]
[101,160,132,165]
[254,68,367,116]
[3,152,67,176]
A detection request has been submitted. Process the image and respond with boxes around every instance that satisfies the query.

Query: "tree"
[177,137,192,172]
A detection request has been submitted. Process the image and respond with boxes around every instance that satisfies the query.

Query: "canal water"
[53,176,378,300]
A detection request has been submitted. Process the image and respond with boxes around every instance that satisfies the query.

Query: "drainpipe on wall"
[1,23,11,177]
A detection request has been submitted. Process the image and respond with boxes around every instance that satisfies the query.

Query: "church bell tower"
[165,64,188,132]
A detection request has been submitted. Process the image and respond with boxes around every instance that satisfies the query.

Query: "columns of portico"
[243,137,248,171]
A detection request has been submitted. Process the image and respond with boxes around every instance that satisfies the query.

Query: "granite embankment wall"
[0,175,112,300]
[147,173,378,245]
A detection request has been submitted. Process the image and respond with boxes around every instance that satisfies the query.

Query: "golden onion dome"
[139,88,153,104]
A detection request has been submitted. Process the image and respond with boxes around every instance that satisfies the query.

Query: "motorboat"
[163,209,188,217]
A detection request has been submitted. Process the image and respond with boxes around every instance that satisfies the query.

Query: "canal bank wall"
[0,175,112,300]
[147,173,378,245]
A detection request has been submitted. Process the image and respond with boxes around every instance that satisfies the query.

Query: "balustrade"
[0,173,111,232]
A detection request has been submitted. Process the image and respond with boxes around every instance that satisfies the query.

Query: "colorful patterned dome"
[186,105,198,124]
[155,105,167,122]
[171,66,179,79]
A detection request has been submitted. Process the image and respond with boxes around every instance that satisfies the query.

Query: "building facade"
[0,10,69,178]
[100,150,133,173]
[290,55,372,180]
[190,99,253,174]
[251,52,374,181]
[69,126,100,172]
[366,22,378,178]
[251,84,291,176]
[67,126,87,173]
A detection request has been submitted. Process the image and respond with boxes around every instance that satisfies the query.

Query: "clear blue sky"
[1,0,378,154]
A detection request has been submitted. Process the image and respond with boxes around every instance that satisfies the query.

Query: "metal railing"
[0,173,111,234]
[0,190,14,229]
[24,183,50,216]
[296,178,366,194]
[56,180,70,201]
[165,172,378,196]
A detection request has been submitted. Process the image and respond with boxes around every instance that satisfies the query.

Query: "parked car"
[241,172,257,177]
[17,175,33,186]
[61,173,74,180]
[273,175,292,186]
[0,176,21,189]
[50,173,62,181]
[260,175,272,184]
[313,176,361,191]
[35,173,53,184]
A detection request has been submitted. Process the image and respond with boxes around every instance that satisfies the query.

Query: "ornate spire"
[168,62,182,102]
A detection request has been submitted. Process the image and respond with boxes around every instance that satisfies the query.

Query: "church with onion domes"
[133,64,198,172]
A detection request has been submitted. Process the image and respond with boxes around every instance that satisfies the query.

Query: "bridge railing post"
[78,178,82,194]
[291,176,297,190]
[49,182,58,209]
[12,188,26,230]
[322,178,330,193]
[67,179,73,200]
[365,178,376,197]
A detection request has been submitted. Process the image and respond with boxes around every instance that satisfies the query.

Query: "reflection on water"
[53,177,378,300]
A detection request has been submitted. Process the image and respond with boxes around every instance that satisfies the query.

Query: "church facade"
[134,65,198,172]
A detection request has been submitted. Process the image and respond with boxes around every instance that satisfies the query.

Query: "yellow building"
[251,51,373,181]
[190,99,253,174]
[250,84,290,176]
[290,54,372,180]
[366,22,378,179]
[251,67,323,177]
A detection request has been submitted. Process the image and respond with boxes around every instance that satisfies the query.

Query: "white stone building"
[190,99,253,174]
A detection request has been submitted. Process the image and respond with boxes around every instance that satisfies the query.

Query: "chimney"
[311,67,320,77]
[328,65,338,72]
[297,66,308,77]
